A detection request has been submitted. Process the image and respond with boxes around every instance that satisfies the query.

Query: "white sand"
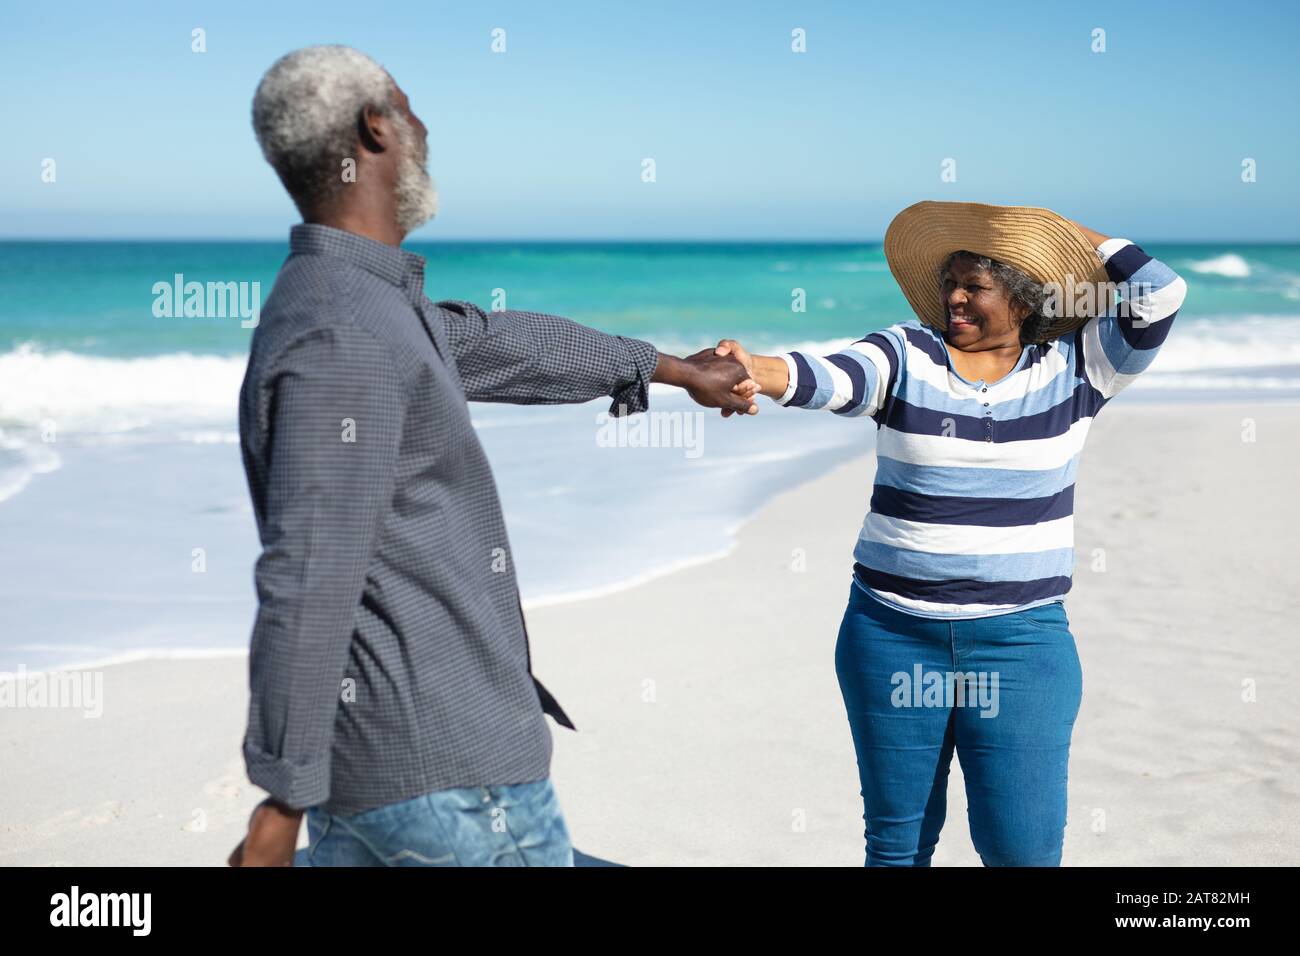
[3,401,1297,866]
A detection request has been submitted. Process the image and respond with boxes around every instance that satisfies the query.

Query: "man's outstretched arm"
[432,299,756,414]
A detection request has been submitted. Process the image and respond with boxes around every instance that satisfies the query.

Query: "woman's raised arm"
[1067,222,1187,400]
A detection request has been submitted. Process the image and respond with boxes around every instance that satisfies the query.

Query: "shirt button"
[982,387,987,393]
[985,436,993,442]
[983,402,989,407]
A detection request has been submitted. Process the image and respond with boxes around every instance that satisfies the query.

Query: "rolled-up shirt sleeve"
[242,324,407,809]
[432,299,659,415]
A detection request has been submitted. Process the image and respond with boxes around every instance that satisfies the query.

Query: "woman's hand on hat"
[1068,220,1111,249]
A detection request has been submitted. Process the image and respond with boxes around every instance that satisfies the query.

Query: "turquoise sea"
[6,240,1300,358]
[2,240,1299,670]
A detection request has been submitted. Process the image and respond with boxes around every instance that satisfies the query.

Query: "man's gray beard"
[393,116,438,236]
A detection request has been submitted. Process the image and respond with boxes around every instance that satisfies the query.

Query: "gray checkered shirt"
[238,223,659,815]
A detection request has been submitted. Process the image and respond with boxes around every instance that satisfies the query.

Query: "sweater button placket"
[973,382,992,440]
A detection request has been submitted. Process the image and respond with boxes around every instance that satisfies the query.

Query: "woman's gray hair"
[252,45,395,211]
[938,250,1051,344]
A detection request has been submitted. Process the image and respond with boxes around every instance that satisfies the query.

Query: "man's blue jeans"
[295,777,573,866]
[835,583,1083,867]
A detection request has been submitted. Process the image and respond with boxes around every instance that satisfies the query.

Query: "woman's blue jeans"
[835,582,1083,867]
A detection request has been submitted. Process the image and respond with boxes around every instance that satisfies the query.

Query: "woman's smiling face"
[939,254,1029,350]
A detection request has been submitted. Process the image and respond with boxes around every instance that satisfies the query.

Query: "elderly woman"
[717,201,1187,866]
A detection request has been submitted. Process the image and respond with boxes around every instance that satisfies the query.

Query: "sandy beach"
[3,400,1298,867]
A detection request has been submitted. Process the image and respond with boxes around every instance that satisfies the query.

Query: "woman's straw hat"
[883,200,1110,340]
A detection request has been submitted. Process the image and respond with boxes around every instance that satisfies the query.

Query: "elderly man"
[228,45,757,867]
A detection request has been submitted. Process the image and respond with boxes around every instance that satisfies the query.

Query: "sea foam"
[1187,253,1251,278]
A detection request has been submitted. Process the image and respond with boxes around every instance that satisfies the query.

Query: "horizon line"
[1,235,1295,245]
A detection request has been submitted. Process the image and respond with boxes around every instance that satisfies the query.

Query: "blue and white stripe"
[777,238,1186,618]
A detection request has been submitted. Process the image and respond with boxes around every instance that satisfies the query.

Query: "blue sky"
[2,0,1297,240]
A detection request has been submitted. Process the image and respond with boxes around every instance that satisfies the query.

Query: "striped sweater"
[776,238,1187,618]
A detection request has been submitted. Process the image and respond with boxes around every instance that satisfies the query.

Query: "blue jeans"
[295,777,574,867]
[835,583,1083,867]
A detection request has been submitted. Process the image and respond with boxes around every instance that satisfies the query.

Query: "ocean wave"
[831,262,888,272]
[1133,373,1300,390]
[1144,316,1300,371]
[763,315,1300,375]
[1186,253,1251,278]
[0,344,245,431]
[0,435,62,503]
[2,315,1299,440]
[0,647,250,679]
[177,430,240,444]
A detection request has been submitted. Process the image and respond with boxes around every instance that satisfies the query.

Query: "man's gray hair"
[252,45,395,210]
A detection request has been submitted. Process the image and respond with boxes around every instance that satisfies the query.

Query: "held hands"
[684,348,760,415]
[714,339,757,418]
[656,349,760,415]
